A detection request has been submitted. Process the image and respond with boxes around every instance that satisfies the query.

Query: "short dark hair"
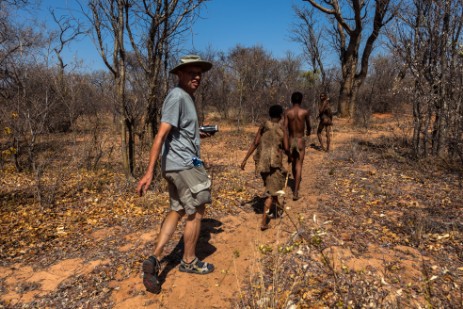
[269,104,284,118]
[291,92,303,104]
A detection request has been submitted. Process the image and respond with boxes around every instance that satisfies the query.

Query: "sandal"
[142,256,161,294]
[179,257,214,274]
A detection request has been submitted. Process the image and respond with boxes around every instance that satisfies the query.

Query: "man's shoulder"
[164,87,193,107]
[296,107,309,116]
[288,105,308,111]
[285,107,297,116]
[166,87,184,98]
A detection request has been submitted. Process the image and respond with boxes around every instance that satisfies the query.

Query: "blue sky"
[185,0,302,57]
[29,0,306,71]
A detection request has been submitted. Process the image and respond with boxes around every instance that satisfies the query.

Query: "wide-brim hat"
[169,55,213,74]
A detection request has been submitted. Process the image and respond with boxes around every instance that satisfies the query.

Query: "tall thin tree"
[88,0,133,177]
[301,0,396,118]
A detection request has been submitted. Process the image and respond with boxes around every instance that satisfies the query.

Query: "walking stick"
[276,163,290,200]
[275,163,299,231]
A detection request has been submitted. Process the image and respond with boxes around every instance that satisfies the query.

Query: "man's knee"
[187,205,205,220]
[162,210,184,224]
[291,152,300,161]
[173,209,185,217]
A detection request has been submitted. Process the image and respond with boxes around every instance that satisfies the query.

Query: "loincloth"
[290,137,305,155]
[319,113,332,126]
[261,167,286,196]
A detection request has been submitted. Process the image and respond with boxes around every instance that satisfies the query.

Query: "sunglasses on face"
[182,70,202,78]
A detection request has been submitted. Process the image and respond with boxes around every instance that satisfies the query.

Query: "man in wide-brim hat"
[137,55,214,294]
[169,54,212,74]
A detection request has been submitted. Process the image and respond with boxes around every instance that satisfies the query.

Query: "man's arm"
[305,111,311,136]
[136,122,172,196]
[283,110,288,127]
[282,122,289,154]
[240,127,262,170]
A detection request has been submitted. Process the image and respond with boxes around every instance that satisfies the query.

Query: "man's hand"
[137,122,171,196]
[136,173,154,197]
[199,131,211,138]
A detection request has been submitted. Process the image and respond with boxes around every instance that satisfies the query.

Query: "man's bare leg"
[143,210,184,294]
[293,159,302,200]
[317,124,326,151]
[182,205,205,263]
[291,155,297,187]
[326,126,332,152]
[261,196,272,230]
[153,210,184,259]
[293,138,305,200]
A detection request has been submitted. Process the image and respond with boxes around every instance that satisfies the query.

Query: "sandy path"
[0,135,330,309]
[121,139,327,308]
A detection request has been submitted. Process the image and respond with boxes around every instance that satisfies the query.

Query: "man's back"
[256,120,285,174]
[284,91,310,201]
[285,105,310,138]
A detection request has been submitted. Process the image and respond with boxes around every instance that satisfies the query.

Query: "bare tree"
[355,54,404,127]
[292,6,326,86]
[48,10,85,132]
[227,45,278,124]
[390,0,463,158]
[87,0,133,177]
[125,0,207,137]
[1,1,95,206]
[194,47,218,125]
[1,0,46,175]
[86,0,206,177]
[301,0,396,118]
[210,51,232,119]
[0,0,36,100]
[274,52,306,107]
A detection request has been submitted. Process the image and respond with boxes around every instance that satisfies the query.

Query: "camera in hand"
[200,125,219,135]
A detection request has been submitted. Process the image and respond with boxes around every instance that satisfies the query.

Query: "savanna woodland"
[1,0,462,308]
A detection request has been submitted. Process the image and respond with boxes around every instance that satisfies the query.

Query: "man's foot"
[179,257,214,274]
[293,192,300,201]
[260,224,269,231]
[276,205,284,218]
[142,256,161,294]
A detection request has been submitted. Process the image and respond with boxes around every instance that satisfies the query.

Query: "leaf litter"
[0,119,462,308]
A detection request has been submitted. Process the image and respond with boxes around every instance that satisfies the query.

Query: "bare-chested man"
[284,91,311,201]
[317,93,333,152]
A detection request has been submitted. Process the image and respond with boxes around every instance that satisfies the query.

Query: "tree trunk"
[147,84,161,139]
[412,88,422,157]
[338,53,359,118]
[337,82,351,117]
[119,115,130,176]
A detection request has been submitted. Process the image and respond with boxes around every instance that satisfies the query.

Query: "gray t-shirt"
[161,87,200,172]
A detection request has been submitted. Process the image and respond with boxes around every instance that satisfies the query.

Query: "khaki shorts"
[164,166,212,215]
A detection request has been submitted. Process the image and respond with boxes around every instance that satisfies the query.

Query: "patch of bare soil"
[1,116,462,308]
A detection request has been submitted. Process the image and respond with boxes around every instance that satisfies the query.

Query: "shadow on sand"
[157,218,223,285]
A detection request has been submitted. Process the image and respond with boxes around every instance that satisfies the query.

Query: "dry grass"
[1,113,462,308]
[239,118,463,308]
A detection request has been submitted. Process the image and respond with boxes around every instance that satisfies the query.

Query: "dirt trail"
[125,137,328,308]
[0,134,330,309]
[4,117,461,308]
